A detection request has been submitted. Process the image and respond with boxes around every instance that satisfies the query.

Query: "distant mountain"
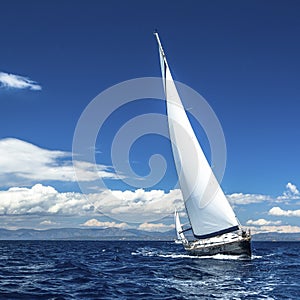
[252,232,300,242]
[0,228,299,241]
[0,228,175,241]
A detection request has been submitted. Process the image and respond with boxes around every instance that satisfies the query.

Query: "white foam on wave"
[251,254,262,259]
[209,254,250,260]
[157,253,199,259]
[131,248,158,257]
[131,248,255,261]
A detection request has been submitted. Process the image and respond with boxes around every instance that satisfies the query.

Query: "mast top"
[153,30,167,60]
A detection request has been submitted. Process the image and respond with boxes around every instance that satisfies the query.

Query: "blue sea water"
[0,241,299,299]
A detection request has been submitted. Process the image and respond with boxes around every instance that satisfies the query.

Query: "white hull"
[184,231,251,258]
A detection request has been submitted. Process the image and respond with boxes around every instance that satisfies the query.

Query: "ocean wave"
[0,240,298,299]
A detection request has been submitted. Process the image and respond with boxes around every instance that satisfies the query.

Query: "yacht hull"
[184,236,251,258]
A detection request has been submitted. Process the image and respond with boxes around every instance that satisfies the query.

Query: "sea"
[0,241,298,299]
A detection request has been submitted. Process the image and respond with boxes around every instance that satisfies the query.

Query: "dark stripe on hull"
[185,238,251,258]
[193,225,240,239]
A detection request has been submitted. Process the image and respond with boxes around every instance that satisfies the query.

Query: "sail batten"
[155,32,240,238]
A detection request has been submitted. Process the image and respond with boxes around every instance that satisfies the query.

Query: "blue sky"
[0,0,299,233]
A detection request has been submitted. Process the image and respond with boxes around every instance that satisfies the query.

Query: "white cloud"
[0,184,183,224]
[0,71,41,90]
[40,220,57,225]
[227,182,300,205]
[246,218,282,226]
[250,225,300,234]
[286,182,299,195]
[138,222,174,232]
[277,182,300,200]
[227,193,272,205]
[243,206,300,234]
[90,188,184,222]
[0,138,117,184]
[0,184,91,215]
[81,218,129,229]
[269,206,300,217]
[1,139,299,229]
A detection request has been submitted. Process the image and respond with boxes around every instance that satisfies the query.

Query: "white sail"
[174,210,186,241]
[155,32,239,238]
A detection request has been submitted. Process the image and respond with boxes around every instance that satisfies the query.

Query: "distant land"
[0,228,299,241]
[0,228,173,241]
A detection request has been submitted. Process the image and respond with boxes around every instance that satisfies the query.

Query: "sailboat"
[154,31,251,257]
[174,209,188,244]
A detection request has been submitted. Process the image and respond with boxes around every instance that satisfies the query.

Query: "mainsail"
[154,32,240,239]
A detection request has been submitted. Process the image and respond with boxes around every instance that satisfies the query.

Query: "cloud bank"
[277,182,300,200]
[0,137,299,232]
[0,184,183,223]
[0,71,41,90]
[81,219,174,232]
[0,184,92,216]
[81,219,130,229]
[269,207,300,217]
[227,193,272,205]
[138,222,174,232]
[0,138,118,185]
[0,181,299,232]
[90,188,183,222]
[227,182,300,205]
[246,219,282,226]
[226,183,300,234]
[248,224,300,234]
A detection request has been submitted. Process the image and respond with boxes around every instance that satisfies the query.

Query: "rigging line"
[179,227,192,234]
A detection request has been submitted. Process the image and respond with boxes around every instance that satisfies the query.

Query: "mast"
[154,31,167,92]
[155,31,240,239]
[154,31,166,63]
